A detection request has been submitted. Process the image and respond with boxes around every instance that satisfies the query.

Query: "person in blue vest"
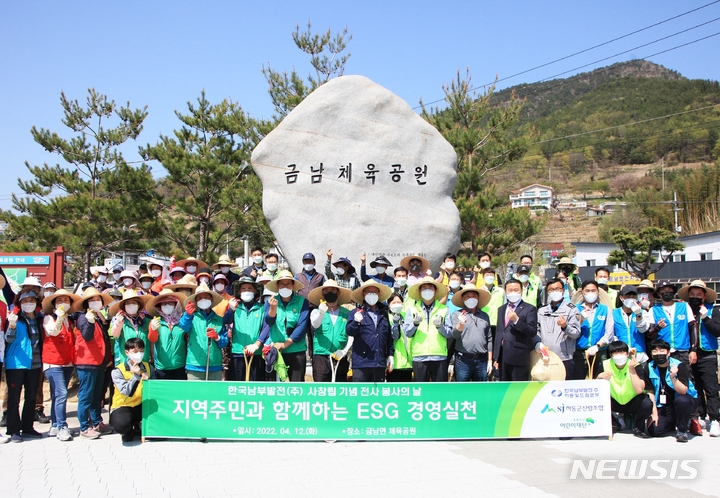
[645,339,698,442]
[647,280,698,371]
[573,280,614,380]
[678,280,720,437]
[612,285,650,364]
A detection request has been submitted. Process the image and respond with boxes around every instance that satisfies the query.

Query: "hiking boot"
[35,408,51,424]
[689,419,703,436]
[48,426,59,437]
[57,427,73,442]
[676,431,689,443]
[0,411,7,427]
[80,428,100,440]
[94,422,114,435]
[710,420,720,437]
[22,428,43,439]
[633,427,650,439]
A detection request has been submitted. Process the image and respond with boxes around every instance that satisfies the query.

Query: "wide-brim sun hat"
[399,254,430,274]
[212,254,238,270]
[265,270,305,293]
[350,280,393,305]
[331,257,356,276]
[19,276,42,289]
[185,283,223,308]
[108,289,153,316]
[571,287,612,307]
[72,286,114,312]
[145,288,188,316]
[408,276,447,302]
[555,257,577,272]
[175,257,209,271]
[451,283,491,309]
[369,255,393,268]
[42,289,82,314]
[166,274,198,292]
[529,350,566,381]
[230,276,263,298]
[636,279,655,293]
[307,280,353,306]
[677,280,718,304]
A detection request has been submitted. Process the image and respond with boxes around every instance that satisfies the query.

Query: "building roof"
[511,184,554,195]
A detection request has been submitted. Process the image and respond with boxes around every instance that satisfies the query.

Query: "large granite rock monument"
[251,75,460,273]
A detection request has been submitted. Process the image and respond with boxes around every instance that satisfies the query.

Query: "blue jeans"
[455,352,488,382]
[45,366,73,429]
[76,366,104,431]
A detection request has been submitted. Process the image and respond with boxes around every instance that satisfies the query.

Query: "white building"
[509,184,554,209]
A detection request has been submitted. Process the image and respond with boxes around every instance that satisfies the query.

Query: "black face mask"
[652,354,668,365]
[688,297,703,310]
[323,292,338,304]
[660,291,675,302]
[410,264,421,272]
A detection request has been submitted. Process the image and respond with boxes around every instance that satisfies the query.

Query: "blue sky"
[1,0,719,211]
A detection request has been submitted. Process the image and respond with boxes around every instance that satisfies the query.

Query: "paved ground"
[1,402,719,498]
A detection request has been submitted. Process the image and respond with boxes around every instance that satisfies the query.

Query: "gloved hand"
[386,356,394,372]
[486,362,493,375]
[432,315,443,327]
[228,297,239,311]
[631,305,643,319]
[245,343,259,355]
[262,344,272,356]
[318,302,328,314]
[581,309,593,321]
[354,311,363,323]
[150,316,161,332]
[448,364,454,378]
[147,319,159,343]
[84,309,96,324]
[412,312,422,325]
[392,313,402,324]
[458,312,468,325]
[206,327,219,341]
[641,300,651,310]
[7,313,18,328]
[586,345,599,356]
[700,305,709,320]
[333,349,346,360]
[185,302,196,315]
[54,311,66,331]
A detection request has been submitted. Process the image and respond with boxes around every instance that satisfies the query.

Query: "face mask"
[161,303,176,315]
[141,281,152,289]
[151,269,162,278]
[55,303,70,313]
[197,299,212,310]
[375,266,386,275]
[335,268,345,276]
[506,293,521,304]
[623,298,637,309]
[661,291,675,302]
[395,278,407,287]
[240,291,255,303]
[21,302,37,313]
[278,288,292,298]
[364,293,379,306]
[518,274,529,283]
[584,292,598,304]
[186,265,197,274]
[479,261,490,269]
[97,275,107,283]
[421,289,436,301]
[596,277,608,285]
[125,303,139,315]
[639,293,649,301]
[688,297,703,309]
[113,273,121,281]
[44,291,54,298]
[253,256,263,265]
[323,292,338,304]
[123,278,134,287]
[445,262,455,271]
[464,297,479,309]
[88,301,103,311]
[484,275,495,285]
[267,263,278,272]
[304,264,315,272]
[612,355,628,367]
[199,277,210,285]
[389,304,403,314]
[548,291,563,302]
[220,266,230,274]
[409,264,420,272]
[214,283,226,293]
[652,353,668,364]
[449,280,461,290]
[128,352,144,364]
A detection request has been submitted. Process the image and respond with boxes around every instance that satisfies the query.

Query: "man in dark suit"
[493,279,539,381]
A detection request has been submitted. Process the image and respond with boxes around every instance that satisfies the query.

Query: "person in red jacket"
[41,290,81,441]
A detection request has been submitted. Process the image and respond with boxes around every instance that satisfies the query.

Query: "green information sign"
[142,380,612,441]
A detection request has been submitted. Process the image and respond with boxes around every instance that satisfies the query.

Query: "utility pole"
[661,157,665,191]
[673,191,683,233]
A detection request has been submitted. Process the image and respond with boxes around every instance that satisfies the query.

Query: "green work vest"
[270,293,307,354]
[186,311,224,369]
[115,318,150,366]
[603,358,637,405]
[153,320,187,370]
[390,310,413,370]
[522,280,540,307]
[232,302,265,355]
[482,286,505,327]
[409,300,449,358]
[313,308,349,356]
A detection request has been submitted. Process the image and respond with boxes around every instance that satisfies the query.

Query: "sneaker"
[676,431,689,443]
[0,411,6,427]
[11,433,22,443]
[710,420,720,437]
[94,422,114,435]
[121,432,134,443]
[0,433,10,444]
[633,427,650,439]
[79,428,100,440]
[35,409,51,424]
[689,419,703,436]
[57,427,73,442]
[48,426,59,437]
[22,428,43,439]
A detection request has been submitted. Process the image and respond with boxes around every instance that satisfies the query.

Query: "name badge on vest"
[677,315,686,320]
[659,394,667,404]
[598,315,607,321]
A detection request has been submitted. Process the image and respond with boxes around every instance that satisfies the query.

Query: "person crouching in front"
[110,337,154,443]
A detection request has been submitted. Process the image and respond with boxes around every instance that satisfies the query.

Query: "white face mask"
[584,292,598,304]
[185,265,197,274]
[484,275,495,285]
[253,256,263,265]
[395,278,407,287]
[479,261,490,269]
[548,291,564,303]
[113,273,121,281]
[518,274,529,283]
[278,288,293,298]
[445,262,455,271]
[449,280,461,290]
[151,269,162,278]
[141,281,152,289]
[199,277,210,285]
[161,303,176,315]
[389,303,403,314]
[304,264,315,272]
[44,291,54,298]
[214,283,226,293]
[240,291,255,303]
[623,298,638,309]
[21,302,37,313]
[125,303,139,315]
[55,303,70,313]
[375,266,386,275]
[220,266,230,274]
[97,275,107,283]
[123,278,134,287]
[421,289,436,301]
[335,268,345,276]
[364,293,379,306]
[506,293,521,304]
[596,277,608,285]
[197,299,212,310]
[88,300,103,311]
[266,263,278,272]
[464,297,479,309]
[128,352,144,364]
[612,354,628,367]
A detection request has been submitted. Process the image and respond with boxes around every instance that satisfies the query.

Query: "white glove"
[86,310,96,324]
[7,313,18,328]
[54,310,66,331]
[640,300,651,310]
[700,305,709,320]
[354,311,364,323]
[486,362,493,375]
[412,312,422,325]
[458,313,468,325]
[587,345,599,356]
[392,313,402,324]
[333,349,346,360]
[245,343,259,355]
[581,309,593,320]
[386,356,394,372]
[432,315,443,327]
[228,297,239,311]
[150,316,161,330]
[631,305,643,319]
[318,302,329,314]
[448,364,454,377]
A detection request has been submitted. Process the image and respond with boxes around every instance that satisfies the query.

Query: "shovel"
[205,337,212,381]
[244,349,254,382]
[330,354,340,383]
[585,351,597,380]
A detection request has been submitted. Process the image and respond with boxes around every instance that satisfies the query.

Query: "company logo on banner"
[141,380,611,441]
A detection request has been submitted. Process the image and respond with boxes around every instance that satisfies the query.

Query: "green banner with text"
[141,380,612,441]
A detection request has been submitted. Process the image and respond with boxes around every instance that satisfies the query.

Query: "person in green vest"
[595,267,619,309]
[517,264,541,308]
[387,292,413,382]
[224,277,266,381]
[596,340,654,438]
[307,280,353,382]
[146,288,188,380]
[260,270,309,382]
[109,289,152,366]
[480,266,505,344]
[404,276,451,382]
[178,284,227,381]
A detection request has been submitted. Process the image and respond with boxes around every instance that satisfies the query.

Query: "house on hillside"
[509,184,554,210]
[585,207,607,217]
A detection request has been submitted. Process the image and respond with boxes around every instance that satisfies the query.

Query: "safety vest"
[482,286,505,327]
[74,321,106,367]
[698,305,719,352]
[577,304,609,349]
[153,320,187,370]
[607,288,618,309]
[612,307,646,353]
[115,317,150,366]
[111,361,150,409]
[602,358,637,405]
[269,293,307,354]
[409,300,449,358]
[184,310,224,369]
[522,281,540,307]
[313,308,349,356]
[647,357,697,408]
[389,310,412,370]
[652,303,691,350]
[231,302,265,355]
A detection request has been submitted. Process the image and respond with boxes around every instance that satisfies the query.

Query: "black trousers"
[611,394,654,430]
[155,367,187,381]
[231,355,266,382]
[352,367,386,383]
[648,394,695,435]
[386,369,413,382]
[6,368,42,435]
[312,355,349,382]
[109,405,143,436]
[500,361,528,382]
[692,350,720,421]
[412,360,449,382]
[281,351,306,382]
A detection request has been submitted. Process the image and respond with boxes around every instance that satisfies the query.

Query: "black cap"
[619,285,638,296]
[517,265,532,274]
